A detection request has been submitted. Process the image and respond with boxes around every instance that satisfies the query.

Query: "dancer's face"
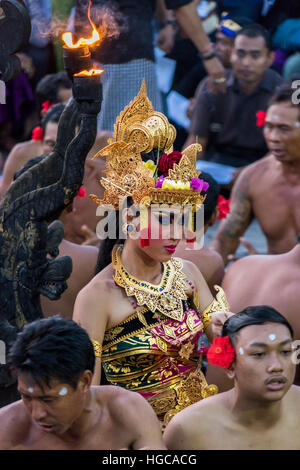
[137,206,191,262]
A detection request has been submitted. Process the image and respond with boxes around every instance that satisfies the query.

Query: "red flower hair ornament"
[31,126,44,141]
[256,110,267,127]
[42,100,54,114]
[207,336,235,368]
[157,151,182,176]
[217,195,230,220]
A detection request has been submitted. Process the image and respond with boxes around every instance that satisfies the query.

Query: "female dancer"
[73,83,232,425]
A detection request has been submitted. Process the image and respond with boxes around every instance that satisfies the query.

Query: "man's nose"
[267,127,281,142]
[241,54,251,66]
[267,352,284,373]
[30,400,48,421]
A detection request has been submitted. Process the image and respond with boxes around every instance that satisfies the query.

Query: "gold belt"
[147,369,218,426]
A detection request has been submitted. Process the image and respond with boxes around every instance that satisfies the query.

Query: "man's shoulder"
[93,385,152,422]
[60,239,98,263]
[264,68,284,88]
[0,400,29,449]
[169,392,227,429]
[238,155,273,181]
[164,393,228,448]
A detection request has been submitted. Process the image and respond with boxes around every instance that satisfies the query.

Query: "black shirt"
[190,68,284,166]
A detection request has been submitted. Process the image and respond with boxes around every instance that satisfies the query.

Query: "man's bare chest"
[19,426,131,450]
[252,183,300,239]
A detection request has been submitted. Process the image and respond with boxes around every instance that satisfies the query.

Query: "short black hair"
[41,103,65,132]
[199,171,220,225]
[222,306,294,346]
[235,23,272,51]
[36,72,72,109]
[9,316,95,390]
[268,80,300,120]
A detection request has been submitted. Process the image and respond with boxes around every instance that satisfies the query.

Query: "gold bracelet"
[91,339,102,358]
[201,286,230,330]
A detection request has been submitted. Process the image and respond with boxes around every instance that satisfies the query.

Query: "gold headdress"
[90,81,206,211]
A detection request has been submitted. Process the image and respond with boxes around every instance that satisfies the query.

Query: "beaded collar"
[112,245,188,321]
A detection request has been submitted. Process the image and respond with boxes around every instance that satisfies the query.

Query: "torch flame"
[74,69,104,76]
[62,0,100,48]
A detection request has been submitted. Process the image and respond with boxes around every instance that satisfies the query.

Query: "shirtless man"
[0,316,165,450]
[164,306,300,450]
[222,236,300,389]
[0,104,65,199]
[210,82,300,264]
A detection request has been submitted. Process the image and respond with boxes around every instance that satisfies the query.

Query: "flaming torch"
[62,0,103,102]
[62,0,102,81]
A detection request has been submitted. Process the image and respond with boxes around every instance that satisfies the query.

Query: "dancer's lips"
[265,375,287,391]
[164,245,177,254]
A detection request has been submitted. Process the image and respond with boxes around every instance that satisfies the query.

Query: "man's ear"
[78,370,93,393]
[225,361,236,381]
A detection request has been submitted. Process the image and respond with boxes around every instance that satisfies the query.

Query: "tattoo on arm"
[212,175,253,261]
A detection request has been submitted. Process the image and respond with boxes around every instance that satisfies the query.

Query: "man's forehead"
[237,322,292,344]
[234,34,266,50]
[18,373,64,395]
[267,103,300,124]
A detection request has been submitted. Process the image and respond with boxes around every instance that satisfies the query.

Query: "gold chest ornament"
[112,246,188,322]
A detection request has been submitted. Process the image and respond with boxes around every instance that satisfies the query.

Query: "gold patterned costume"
[101,288,219,425]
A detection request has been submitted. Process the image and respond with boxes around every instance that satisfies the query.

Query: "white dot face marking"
[58,387,68,396]
[27,387,34,394]
[269,334,276,341]
[239,347,244,355]
[295,122,300,128]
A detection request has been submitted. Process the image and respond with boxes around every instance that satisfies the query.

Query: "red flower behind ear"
[42,100,54,114]
[157,151,182,176]
[31,126,44,141]
[256,110,267,127]
[217,195,230,220]
[207,336,235,368]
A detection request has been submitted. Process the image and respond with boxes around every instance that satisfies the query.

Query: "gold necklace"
[112,245,188,321]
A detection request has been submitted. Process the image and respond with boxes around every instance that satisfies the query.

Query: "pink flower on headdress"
[256,110,267,127]
[190,177,209,192]
[155,175,164,188]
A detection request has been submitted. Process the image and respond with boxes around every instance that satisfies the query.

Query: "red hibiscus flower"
[256,110,267,127]
[76,186,86,198]
[42,100,54,114]
[207,336,235,368]
[217,195,230,220]
[157,151,182,176]
[31,126,44,141]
